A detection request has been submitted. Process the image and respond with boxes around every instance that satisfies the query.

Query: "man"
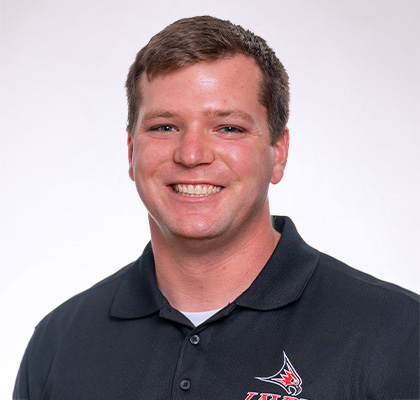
[14,16,419,400]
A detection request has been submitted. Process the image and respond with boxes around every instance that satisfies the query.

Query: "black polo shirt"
[14,217,419,400]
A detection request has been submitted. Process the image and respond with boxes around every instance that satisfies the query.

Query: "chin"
[160,215,227,241]
[171,224,221,240]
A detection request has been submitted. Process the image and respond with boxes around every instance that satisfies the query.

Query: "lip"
[169,181,222,185]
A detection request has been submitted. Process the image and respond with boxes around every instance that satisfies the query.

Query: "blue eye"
[220,126,243,133]
[152,125,176,132]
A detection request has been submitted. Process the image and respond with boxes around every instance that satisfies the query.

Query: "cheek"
[223,144,274,178]
[133,140,164,177]
[221,142,256,164]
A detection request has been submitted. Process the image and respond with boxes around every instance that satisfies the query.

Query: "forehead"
[144,53,262,84]
[137,55,265,115]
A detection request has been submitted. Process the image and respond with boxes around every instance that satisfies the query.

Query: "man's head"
[126,17,290,244]
[126,16,289,145]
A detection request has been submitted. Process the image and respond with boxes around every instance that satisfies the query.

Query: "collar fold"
[110,244,163,319]
[235,216,319,310]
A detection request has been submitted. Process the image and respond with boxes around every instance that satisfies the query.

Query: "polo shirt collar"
[111,244,163,319]
[235,216,319,310]
[111,216,319,319]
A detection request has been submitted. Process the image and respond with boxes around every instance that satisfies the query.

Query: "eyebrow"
[203,109,255,123]
[141,108,255,123]
[142,110,177,121]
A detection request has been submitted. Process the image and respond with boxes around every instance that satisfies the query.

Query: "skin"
[128,54,289,311]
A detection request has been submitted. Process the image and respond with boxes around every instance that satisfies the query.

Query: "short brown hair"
[125,16,289,145]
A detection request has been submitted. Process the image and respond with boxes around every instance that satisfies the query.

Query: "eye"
[219,126,244,134]
[151,125,176,132]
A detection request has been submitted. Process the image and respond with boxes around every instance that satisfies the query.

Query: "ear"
[271,127,289,184]
[127,132,134,181]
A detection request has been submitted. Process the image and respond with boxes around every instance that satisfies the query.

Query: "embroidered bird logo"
[256,352,303,396]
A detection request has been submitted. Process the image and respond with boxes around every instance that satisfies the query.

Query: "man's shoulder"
[309,251,419,320]
[294,252,419,396]
[318,252,417,299]
[35,260,136,331]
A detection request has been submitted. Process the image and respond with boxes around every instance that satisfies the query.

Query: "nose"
[173,127,215,167]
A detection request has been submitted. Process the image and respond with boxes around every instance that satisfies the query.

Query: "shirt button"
[180,379,191,390]
[190,334,200,345]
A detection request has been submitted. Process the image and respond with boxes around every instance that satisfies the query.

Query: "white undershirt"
[179,308,222,326]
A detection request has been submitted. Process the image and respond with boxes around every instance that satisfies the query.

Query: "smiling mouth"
[172,184,223,197]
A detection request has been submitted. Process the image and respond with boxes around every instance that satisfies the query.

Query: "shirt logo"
[255,352,303,396]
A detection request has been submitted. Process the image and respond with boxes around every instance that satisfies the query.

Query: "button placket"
[172,328,207,397]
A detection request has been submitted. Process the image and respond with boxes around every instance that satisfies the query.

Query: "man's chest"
[38,311,371,400]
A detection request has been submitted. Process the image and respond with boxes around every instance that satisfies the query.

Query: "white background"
[1,0,419,396]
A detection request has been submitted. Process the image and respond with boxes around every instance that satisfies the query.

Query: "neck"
[149,213,280,312]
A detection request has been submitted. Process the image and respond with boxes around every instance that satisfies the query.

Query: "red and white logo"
[255,352,303,396]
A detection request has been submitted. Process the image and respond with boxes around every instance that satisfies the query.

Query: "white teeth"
[173,184,222,197]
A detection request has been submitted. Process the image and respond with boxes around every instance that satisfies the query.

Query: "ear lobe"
[271,127,289,185]
[127,133,135,181]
